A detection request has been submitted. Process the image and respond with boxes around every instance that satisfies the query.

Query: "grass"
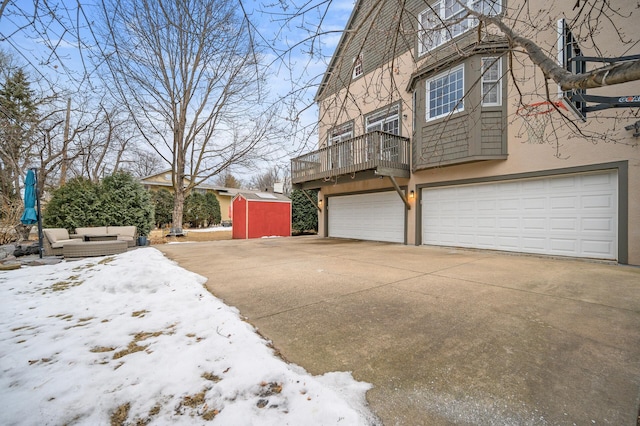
[148,228,232,245]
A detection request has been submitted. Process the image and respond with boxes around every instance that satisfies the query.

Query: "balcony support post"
[301,189,322,212]
[388,176,411,210]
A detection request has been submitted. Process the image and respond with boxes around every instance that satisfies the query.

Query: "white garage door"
[422,170,618,260]
[328,191,405,243]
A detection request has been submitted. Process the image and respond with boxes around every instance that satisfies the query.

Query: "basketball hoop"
[516,100,568,144]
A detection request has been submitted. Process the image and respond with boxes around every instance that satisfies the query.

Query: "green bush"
[291,189,318,234]
[43,177,102,230]
[204,192,221,225]
[100,173,154,236]
[151,189,173,228]
[184,191,221,228]
[44,172,154,236]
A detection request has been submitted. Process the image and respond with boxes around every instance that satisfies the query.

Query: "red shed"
[232,192,291,239]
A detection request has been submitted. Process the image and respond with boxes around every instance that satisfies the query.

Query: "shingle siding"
[480,110,507,156]
[318,0,421,100]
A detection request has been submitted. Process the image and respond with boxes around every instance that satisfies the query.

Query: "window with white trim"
[426,65,464,120]
[481,57,501,106]
[328,122,354,145]
[353,54,363,79]
[418,0,501,55]
[365,105,400,135]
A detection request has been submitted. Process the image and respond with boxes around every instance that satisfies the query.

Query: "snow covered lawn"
[0,248,377,425]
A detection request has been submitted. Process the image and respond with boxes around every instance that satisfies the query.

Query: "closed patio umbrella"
[20,169,38,225]
[20,169,43,258]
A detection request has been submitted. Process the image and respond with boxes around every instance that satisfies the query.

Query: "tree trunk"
[171,184,185,235]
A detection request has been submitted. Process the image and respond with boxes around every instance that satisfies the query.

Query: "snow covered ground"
[0,248,378,425]
[184,226,232,233]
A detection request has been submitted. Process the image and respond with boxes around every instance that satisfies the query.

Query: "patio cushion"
[75,226,109,236]
[51,239,77,249]
[108,226,136,238]
[43,228,69,243]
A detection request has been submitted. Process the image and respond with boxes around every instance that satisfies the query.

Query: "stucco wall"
[314,0,640,264]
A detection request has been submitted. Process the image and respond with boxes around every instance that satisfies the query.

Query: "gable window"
[418,0,502,55]
[426,64,464,120]
[481,57,501,106]
[366,105,400,135]
[353,54,363,79]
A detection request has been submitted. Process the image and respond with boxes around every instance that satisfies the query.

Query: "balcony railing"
[291,131,410,184]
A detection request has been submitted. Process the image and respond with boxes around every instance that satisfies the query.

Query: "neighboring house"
[291,0,640,265]
[140,171,242,222]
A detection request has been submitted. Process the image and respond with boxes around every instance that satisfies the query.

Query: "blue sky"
[0,0,355,177]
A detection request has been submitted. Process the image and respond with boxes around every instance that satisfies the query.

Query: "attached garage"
[421,170,619,260]
[328,191,405,243]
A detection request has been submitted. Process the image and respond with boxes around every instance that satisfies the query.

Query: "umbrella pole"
[31,168,43,259]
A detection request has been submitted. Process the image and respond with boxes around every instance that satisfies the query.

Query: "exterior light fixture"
[409,190,415,199]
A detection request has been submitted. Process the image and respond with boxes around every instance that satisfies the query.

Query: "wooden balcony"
[291,131,410,188]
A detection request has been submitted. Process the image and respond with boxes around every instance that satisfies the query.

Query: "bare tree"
[67,102,136,183]
[96,0,281,233]
[123,148,164,178]
[249,164,291,193]
[246,0,639,152]
[2,0,638,191]
[213,172,244,189]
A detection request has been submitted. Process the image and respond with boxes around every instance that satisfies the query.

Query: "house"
[291,0,640,265]
[140,171,242,223]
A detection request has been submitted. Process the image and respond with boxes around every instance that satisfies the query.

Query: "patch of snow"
[186,227,232,233]
[0,248,377,425]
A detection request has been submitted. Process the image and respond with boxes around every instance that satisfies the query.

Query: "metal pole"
[31,167,43,259]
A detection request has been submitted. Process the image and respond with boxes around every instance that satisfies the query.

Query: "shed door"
[422,170,618,260]
[328,191,404,243]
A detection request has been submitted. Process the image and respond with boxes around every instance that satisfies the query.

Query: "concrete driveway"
[158,237,640,425]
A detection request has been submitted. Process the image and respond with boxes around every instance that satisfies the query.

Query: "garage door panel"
[582,194,613,209]
[550,196,579,210]
[498,217,519,229]
[329,191,404,243]
[422,170,617,260]
[550,217,577,232]
[582,217,614,232]
[477,200,496,210]
[550,238,577,253]
[524,197,546,209]
[582,240,614,257]
[523,217,546,230]
[583,171,615,187]
[550,175,578,188]
[499,199,519,210]
[522,237,546,250]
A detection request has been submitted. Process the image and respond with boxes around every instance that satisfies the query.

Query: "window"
[418,0,501,55]
[426,65,464,120]
[328,122,354,168]
[366,105,400,135]
[353,54,363,79]
[328,122,353,145]
[365,105,401,162]
[481,57,501,106]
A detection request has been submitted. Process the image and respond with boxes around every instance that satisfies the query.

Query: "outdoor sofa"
[42,226,136,257]
[42,228,76,256]
[73,226,137,247]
